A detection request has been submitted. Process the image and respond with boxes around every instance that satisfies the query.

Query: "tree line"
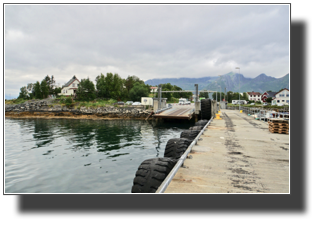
[18,75,62,100]
[77,75,192,102]
[18,73,264,104]
[153,83,193,101]
[17,73,155,102]
[212,91,249,103]
[76,74,152,102]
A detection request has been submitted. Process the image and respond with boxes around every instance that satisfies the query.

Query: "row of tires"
[131,99,212,193]
[131,119,210,193]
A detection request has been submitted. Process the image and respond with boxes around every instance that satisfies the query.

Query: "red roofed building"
[150,87,158,92]
[261,91,277,103]
[246,91,262,102]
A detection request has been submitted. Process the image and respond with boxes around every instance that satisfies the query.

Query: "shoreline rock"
[5,101,153,120]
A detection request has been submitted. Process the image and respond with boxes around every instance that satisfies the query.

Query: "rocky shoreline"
[5,100,153,119]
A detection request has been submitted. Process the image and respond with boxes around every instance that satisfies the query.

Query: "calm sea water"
[5,118,193,193]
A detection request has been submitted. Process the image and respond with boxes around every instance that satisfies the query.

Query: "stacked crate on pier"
[268,118,289,134]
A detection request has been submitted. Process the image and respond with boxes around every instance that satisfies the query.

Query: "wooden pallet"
[269,128,289,134]
[277,123,289,127]
[269,118,289,134]
[269,126,289,130]
[268,118,289,124]
[269,123,289,129]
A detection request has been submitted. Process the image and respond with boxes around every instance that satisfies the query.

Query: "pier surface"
[153,105,195,119]
[164,109,289,193]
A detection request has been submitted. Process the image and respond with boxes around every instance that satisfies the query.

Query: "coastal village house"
[261,91,277,103]
[150,86,158,93]
[58,76,80,97]
[271,88,289,105]
[246,91,262,102]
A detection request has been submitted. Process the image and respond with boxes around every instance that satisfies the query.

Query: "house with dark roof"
[58,76,80,97]
[271,88,289,105]
[261,91,277,103]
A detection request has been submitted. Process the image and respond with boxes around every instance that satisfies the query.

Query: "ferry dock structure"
[162,109,289,193]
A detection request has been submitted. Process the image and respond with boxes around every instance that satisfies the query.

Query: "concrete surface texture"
[164,110,289,193]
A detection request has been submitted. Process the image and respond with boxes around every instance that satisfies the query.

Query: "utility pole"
[236,67,240,111]
[195,84,198,102]
[224,87,226,102]
[158,84,162,110]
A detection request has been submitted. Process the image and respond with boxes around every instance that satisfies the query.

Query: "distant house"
[272,88,289,105]
[150,86,158,93]
[58,76,80,97]
[247,91,262,102]
[261,91,277,103]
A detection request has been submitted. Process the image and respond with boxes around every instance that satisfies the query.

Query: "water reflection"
[5,118,194,193]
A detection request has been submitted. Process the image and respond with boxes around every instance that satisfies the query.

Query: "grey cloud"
[5,4,289,98]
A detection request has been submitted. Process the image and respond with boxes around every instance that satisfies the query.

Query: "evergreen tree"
[227,91,233,103]
[34,81,42,99]
[213,92,225,101]
[50,75,56,94]
[18,86,29,99]
[266,97,273,103]
[199,91,209,99]
[76,78,96,101]
[111,73,123,100]
[43,75,56,95]
[125,76,135,94]
[41,80,49,98]
[53,87,62,96]
[129,82,149,101]
[242,92,249,101]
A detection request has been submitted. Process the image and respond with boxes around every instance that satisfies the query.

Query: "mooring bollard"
[215,114,222,120]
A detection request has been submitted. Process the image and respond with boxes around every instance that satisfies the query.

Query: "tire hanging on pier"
[132,158,177,193]
[201,99,211,120]
[163,138,191,160]
[180,130,200,141]
[189,126,204,131]
[194,119,209,126]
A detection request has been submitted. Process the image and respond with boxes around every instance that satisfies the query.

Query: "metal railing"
[156,116,214,193]
[238,106,289,122]
[154,106,173,114]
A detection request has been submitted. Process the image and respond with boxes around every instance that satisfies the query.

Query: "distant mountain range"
[145,72,289,93]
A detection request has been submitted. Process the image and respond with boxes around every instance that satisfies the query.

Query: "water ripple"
[5,118,192,193]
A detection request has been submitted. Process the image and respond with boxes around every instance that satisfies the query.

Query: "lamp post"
[236,67,240,111]
[218,85,221,111]
[218,74,222,110]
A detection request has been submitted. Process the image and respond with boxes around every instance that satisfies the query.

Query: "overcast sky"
[4,4,289,98]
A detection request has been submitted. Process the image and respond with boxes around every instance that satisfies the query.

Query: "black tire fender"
[189,126,204,131]
[180,130,200,141]
[131,158,176,193]
[201,99,212,120]
[194,119,209,126]
[163,138,191,160]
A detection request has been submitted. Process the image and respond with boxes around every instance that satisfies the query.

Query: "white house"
[150,86,158,93]
[247,91,262,101]
[58,76,80,96]
[272,88,289,105]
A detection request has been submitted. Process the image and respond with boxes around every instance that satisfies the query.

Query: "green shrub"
[65,97,73,104]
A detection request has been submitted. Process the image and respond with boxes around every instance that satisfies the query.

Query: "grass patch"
[5,98,28,105]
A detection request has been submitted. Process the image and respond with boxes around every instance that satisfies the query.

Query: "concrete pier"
[164,109,289,193]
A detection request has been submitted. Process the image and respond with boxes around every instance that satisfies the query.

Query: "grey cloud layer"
[5,4,289,97]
